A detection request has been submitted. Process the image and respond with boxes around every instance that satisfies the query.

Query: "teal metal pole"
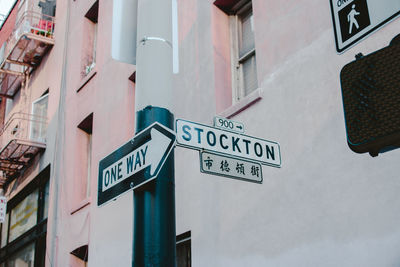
[133,106,176,266]
[133,0,176,264]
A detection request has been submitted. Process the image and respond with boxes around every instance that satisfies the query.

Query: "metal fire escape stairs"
[0,11,54,186]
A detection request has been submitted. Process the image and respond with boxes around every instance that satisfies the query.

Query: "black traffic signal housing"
[340,35,400,157]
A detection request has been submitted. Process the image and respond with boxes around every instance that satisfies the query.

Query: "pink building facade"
[0,0,400,266]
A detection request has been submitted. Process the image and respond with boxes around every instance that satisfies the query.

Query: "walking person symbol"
[348,4,360,34]
[337,0,371,44]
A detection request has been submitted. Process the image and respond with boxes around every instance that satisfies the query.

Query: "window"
[38,0,56,17]
[17,0,28,22]
[5,97,15,119]
[2,242,35,267]
[74,113,93,208]
[231,1,258,101]
[9,189,38,243]
[0,166,50,266]
[70,244,88,266]
[43,180,49,220]
[215,0,258,103]
[0,213,9,248]
[176,231,191,267]
[30,93,49,142]
[82,1,98,78]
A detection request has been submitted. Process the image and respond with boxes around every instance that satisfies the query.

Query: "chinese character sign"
[200,151,262,183]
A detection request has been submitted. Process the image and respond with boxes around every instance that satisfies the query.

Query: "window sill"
[77,69,97,93]
[70,197,91,215]
[219,87,263,118]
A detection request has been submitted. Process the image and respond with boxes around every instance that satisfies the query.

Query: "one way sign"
[98,122,175,206]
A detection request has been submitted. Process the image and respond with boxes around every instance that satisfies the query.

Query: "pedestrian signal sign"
[339,36,400,156]
[330,0,400,53]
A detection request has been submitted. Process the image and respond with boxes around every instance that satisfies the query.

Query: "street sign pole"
[133,0,176,266]
[134,107,175,266]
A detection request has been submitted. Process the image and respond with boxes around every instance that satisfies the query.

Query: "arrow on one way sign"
[98,122,175,206]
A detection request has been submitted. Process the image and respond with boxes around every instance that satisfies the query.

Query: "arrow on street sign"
[213,116,245,134]
[98,122,175,206]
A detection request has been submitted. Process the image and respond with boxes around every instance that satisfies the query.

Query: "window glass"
[242,54,258,95]
[30,94,48,142]
[9,190,38,242]
[0,43,5,71]
[176,240,191,267]
[239,9,255,58]
[1,213,9,248]
[232,2,258,100]
[176,233,191,267]
[43,180,50,220]
[6,242,35,267]
[38,0,56,16]
[5,98,14,118]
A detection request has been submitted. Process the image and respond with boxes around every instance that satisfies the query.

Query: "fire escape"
[0,9,54,186]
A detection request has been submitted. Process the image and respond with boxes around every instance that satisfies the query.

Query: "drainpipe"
[49,0,71,266]
[133,0,176,266]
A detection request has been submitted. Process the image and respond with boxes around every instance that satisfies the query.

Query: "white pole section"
[172,0,179,74]
[135,0,174,116]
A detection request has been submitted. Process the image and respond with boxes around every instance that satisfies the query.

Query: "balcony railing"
[0,112,47,185]
[0,11,55,98]
[6,11,55,53]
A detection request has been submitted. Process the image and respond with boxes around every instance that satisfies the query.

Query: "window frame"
[0,166,50,266]
[82,0,99,78]
[229,1,258,103]
[71,113,94,213]
[8,188,39,243]
[30,92,49,142]
[176,231,191,267]
[86,134,92,198]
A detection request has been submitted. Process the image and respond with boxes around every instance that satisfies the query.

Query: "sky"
[0,0,16,26]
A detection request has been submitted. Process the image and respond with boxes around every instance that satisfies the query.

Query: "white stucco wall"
[173,0,400,266]
[44,0,400,266]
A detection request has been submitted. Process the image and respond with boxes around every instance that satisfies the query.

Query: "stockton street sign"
[175,119,281,168]
[330,0,400,52]
[98,122,175,206]
[200,151,263,183]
